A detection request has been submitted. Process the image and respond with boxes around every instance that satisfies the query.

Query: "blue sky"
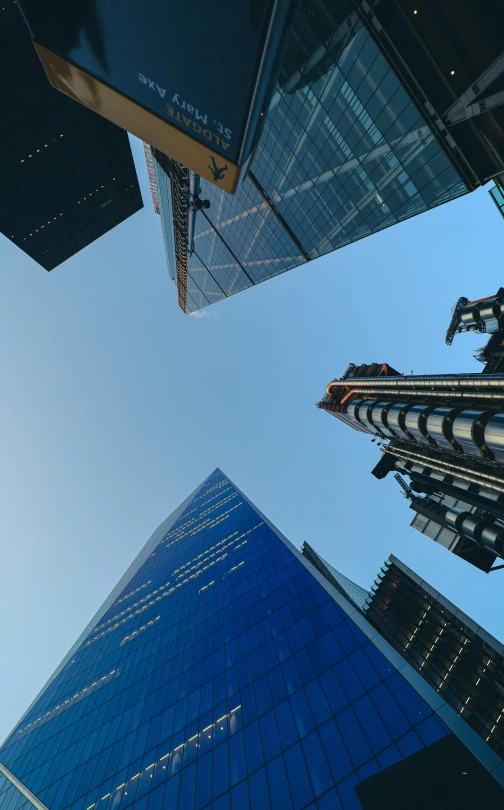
[0,135,502,742]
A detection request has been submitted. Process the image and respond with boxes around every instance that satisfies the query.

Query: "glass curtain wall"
[0,772,40,810]
[169,0,468,312]
[1,470,501,810]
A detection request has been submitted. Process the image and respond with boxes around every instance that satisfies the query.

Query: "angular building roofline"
[0,762,51,810]
[386,554,504,659]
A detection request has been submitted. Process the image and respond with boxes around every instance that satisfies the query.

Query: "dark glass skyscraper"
[0,3,142,270]
[148,0,504,313]
[1,469,504,809]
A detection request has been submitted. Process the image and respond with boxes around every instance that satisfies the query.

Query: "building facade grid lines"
[1,470,503,810]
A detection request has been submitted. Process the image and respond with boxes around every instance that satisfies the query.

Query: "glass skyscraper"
[146,0,503,313]
[1,469,504,810]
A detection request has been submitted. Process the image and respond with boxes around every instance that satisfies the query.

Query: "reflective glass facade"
[151,0,469,312]
[0,770,39,810]
[410,493,476,555]
[1,469,503,810]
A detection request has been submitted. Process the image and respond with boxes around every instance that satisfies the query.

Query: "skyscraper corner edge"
[2,468,504,806]
[0,763,51,810]
[221,472,504,782]
[0,470,216,748]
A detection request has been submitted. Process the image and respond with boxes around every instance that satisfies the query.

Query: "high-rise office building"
[0,3,143,270]
[146,0,504,312]
[1,469,504,809]
[303,545,504,761]
[318,328,504,572]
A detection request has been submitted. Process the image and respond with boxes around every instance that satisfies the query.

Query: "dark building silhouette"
[0,2,142,270]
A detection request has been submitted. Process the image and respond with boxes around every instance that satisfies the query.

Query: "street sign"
[18,0,295,193]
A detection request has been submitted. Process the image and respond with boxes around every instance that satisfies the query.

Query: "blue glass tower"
[1,469,504,809]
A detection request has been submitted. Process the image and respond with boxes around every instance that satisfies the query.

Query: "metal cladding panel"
[460,515,481,542]
[479,488,500,502]
[460,303,481,328]
[484,414,504,463]
[371,402,396,437]
[18,0,294,193]
[445,507,467,533]
[483,318,500,334]
[426,408,457,451]
[356,399,378,433]
[452,477,473,492]
[410,463,428,475]
[481,524,504,553]
[408,464,430,477]
[404,405,430,444]
[344,398,364,424]
[452,411,485,458]
[479,299,501,334]
[386,403,411,439]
